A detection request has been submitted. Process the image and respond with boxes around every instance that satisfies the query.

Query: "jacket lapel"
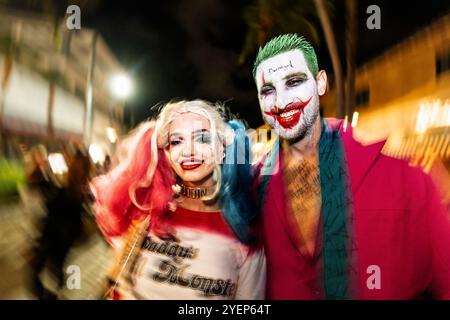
[327,118,386,195]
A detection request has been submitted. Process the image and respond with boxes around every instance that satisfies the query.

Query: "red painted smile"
[180,158,203,170]
[264,97,312,129]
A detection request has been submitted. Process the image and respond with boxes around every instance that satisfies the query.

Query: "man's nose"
[275,89,290,110]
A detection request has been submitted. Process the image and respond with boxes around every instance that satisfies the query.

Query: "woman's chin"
[178,172,212,185]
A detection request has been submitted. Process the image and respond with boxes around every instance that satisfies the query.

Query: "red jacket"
[257,118,450,299]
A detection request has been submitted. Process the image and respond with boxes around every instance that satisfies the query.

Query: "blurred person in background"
[102,155,111,174]
[24,144,54,196]
[23,144,58,232]
[91,99,265,300]
[29,143,91,299]
[252,34,450,299]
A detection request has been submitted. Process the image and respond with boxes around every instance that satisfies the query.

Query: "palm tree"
[312,0,345,118]
[345,0,358,119]
[239,0,320,65]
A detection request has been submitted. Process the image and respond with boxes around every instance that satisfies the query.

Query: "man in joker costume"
[252,34,450,299]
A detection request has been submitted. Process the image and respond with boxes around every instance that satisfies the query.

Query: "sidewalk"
[0,194,113,300]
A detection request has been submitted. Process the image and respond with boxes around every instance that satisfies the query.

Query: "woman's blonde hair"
[91,99,255,244]
[130,99,234,209]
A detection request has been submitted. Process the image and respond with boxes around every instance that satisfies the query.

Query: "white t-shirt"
[111,206,266,300]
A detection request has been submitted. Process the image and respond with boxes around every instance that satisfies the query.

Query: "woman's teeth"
[183,161,201,166]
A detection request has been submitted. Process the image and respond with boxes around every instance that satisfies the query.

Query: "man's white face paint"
[255,50,321,141]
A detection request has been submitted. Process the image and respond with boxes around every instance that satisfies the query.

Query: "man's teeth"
[279,109,300,118]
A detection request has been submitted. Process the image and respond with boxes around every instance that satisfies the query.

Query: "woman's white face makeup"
[166,112,216,186]
[255,49,321,141]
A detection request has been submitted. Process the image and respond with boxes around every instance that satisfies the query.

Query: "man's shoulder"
[335,119,432,192]
[350,136,432,197]
[378,151,431,187]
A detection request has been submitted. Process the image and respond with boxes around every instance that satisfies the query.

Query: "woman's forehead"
[169,112,211,134]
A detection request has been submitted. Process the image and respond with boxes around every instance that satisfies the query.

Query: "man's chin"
[273,121,306,141]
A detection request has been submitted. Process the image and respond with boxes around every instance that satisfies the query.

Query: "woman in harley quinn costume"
[91,100,266,300]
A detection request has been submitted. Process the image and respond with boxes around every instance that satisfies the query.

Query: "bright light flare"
[110,74,132,99]
[106,127,118,143]
[48,153,68,175]
[351,112,359,128]
[89,144,105,164]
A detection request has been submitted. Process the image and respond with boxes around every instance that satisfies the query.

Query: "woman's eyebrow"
[169,132,182,139]
[169,129,209,139]
[192,129,210,135]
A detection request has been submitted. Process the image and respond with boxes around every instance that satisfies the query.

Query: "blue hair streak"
[219,120,258,245]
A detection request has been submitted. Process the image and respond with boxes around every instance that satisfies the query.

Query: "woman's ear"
[316,70,328,96]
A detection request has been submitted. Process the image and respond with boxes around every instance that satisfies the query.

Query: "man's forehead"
[256,49,310,81]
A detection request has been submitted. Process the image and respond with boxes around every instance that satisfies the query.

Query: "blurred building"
[0,6,124,163]
[321,12,450,142]
[321,13,450,190]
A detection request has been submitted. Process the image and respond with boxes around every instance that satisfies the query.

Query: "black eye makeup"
[286,76,307,87]
[260,85,275,96]
[169,138,182,146]
[169,130,212,147]
[168,133,183,147]
[194,131,211,144]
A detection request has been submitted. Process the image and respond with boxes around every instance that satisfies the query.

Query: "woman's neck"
[177,175,220,212]
[177,197,220,212]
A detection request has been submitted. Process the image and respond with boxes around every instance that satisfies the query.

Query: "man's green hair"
[252,33,319,79]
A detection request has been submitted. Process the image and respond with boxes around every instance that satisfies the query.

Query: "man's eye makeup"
[286,76,307,87]
[260,85,275,96]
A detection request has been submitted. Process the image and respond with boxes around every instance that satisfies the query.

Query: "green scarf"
[258,118,353,299]
[318,119,353,299]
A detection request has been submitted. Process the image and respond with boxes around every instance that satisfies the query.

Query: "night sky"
[81,0,450,129]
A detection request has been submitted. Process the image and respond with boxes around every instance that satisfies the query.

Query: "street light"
[107,74,132,153]
[110,74,133,99]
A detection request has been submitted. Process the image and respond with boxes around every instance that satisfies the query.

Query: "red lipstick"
[180,158,203,170]
[264,97,312,129]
